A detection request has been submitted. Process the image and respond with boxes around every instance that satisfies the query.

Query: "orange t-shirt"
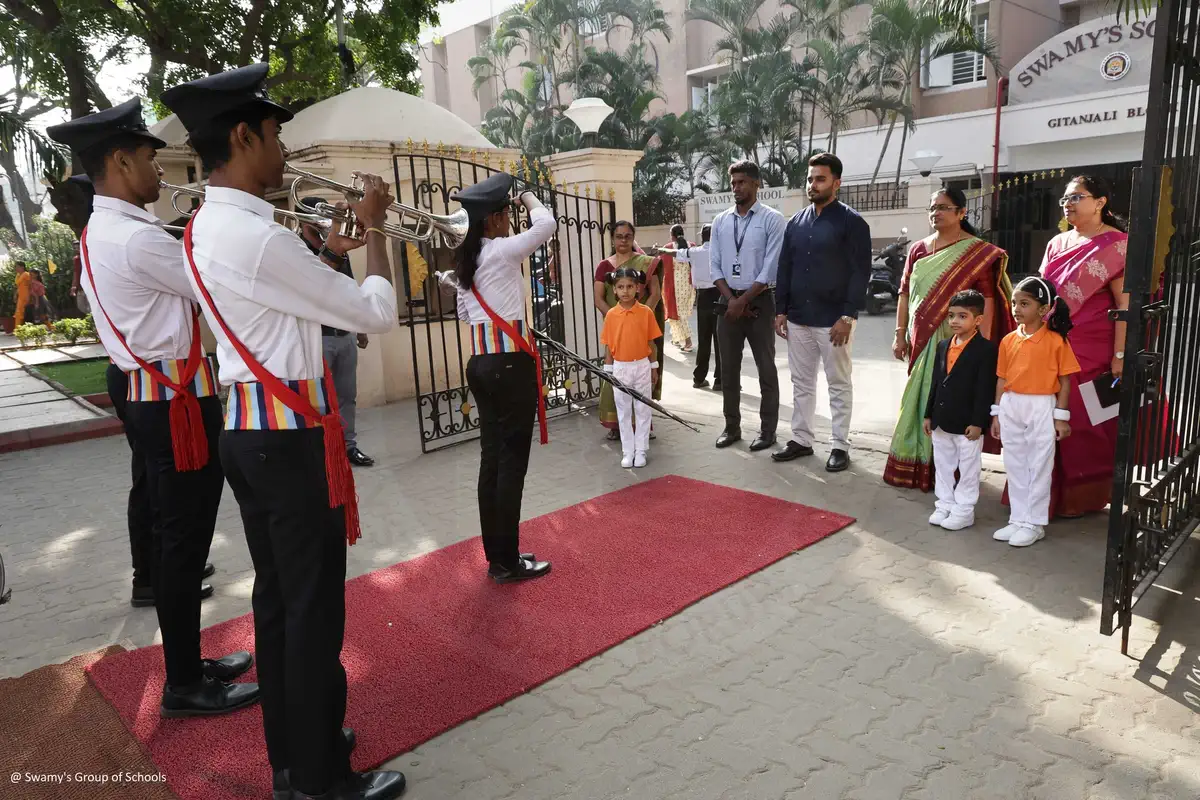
[997,325,1081,395]
[602,302,662,362]
[946,330,976,374]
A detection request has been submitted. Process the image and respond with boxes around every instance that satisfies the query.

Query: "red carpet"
[86,476,853,800]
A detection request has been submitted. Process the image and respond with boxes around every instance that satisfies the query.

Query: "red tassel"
[322,413,361,545]
[169,392,208,471]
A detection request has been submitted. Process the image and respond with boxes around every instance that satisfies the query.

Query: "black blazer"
[925,333,998,435]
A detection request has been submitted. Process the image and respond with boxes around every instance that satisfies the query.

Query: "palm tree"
[802,38,903,153]
[783,0,870,152]
[867,0,997,186]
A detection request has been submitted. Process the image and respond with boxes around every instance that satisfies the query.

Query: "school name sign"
[1009,12,1157,105]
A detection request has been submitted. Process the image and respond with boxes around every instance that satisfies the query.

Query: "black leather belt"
[322,327,349,337]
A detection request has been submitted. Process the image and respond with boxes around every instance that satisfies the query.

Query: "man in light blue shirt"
[709,160,786,451]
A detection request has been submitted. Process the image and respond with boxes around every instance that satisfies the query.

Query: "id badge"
[731,259,741,278]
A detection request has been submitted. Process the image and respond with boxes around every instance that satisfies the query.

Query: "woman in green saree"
[883,188,1013,490]
[593,220,664,440]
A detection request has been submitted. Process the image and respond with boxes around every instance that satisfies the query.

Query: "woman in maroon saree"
[1035,175,1129,518]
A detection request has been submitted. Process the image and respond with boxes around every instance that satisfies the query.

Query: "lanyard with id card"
[731,210,753,278]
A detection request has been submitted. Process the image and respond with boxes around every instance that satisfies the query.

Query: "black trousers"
[693,287,723,384]
[466,353,537,569]
[220,428,350,796]
[123,394,224,688]
[106,364,156,588]
[717,291,780,436]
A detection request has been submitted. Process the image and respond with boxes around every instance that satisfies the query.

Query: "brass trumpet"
[159,180,330,234]
[284,162,470,248]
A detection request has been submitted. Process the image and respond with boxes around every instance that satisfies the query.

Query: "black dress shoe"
[715,430,742,449]
[712,382,722,391]
[272,730,359,800]
[347,448,375,467]
[131,583,214,608]
[288,770,406,800]
[749,434,776,452]
[202,562,215,580]
[160,675,260,718]
[772,441,815,462]
[693,379,710,389]
[488,557,551,583]
[826,449,850,472]
[202,650,253,681]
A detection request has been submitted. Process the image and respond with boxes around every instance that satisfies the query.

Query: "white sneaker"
[633,451,647,468]
[940,513,974,531]
[620,454,634,468]
[929,509,949,526]
[993,524,1020,542]
[1009,525,1045,547]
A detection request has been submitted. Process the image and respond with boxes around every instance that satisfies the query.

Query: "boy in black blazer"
[923,290,998,531]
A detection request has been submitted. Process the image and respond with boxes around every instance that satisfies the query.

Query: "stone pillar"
[543,148,641,224]
[905,175,942,208]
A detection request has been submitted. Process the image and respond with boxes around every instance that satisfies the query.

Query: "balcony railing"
[839,182,906,212]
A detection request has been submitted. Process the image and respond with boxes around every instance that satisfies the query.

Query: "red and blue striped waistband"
[224,377,331,430]
[470,319,527,355]
[127,356,219,402]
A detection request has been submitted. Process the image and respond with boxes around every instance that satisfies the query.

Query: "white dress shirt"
[185,186,397,385]
[80,196,198,372]
[457,207,556,323]
[674,242,713,289]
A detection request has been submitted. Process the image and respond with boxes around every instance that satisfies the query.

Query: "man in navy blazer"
[923,290,998,531]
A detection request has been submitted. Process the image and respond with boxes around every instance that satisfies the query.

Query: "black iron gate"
[1102,0,1199,652]
[392,150,616,452]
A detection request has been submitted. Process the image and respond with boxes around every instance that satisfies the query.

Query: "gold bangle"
[365,227,386,238]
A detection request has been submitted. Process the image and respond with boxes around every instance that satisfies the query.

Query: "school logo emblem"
[1102,52,1131,82]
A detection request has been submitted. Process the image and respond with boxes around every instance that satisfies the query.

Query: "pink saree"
[1041,230,1127,517]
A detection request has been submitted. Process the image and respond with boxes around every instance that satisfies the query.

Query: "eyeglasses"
[927,204,960,213]
[1059,193,1094,206]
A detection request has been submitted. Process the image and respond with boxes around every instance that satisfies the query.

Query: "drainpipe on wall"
[992,76,1009,206]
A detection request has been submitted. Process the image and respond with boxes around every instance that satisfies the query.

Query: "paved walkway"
[0,316,1197,799]
[0,345,110,436]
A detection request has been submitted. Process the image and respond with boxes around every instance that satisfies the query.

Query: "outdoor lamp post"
[563,97,615,148]
[910,151,943,178]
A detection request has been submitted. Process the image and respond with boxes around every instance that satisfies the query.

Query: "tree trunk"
[0,185,21,244]
[870,113,898,185]
[0,148,40,239]
[893,121,910,188]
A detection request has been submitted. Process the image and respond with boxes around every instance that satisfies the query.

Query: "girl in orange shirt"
[989,276,1080,547]
[602,267,662,468]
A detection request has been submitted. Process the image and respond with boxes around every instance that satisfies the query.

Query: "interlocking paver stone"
[1,316,1197,798]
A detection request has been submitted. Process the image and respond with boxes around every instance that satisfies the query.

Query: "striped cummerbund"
[223,377,331,431]
[470,319,527,356]
[127,356,219,402]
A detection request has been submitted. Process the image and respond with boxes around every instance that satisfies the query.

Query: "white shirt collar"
[93,195,160,225]
[203,186,277,220]
[733,201,763,218]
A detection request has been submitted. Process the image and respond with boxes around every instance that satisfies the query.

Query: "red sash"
[79,227,209,471]
[181,215,362,545]
[470,288,548,445]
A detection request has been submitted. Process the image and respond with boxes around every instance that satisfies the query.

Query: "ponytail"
[453,218,487,290]
[607,267,647,285]
[1015,276,1074,339]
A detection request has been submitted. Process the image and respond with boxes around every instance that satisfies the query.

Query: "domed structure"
[286,87,495,150]
[148,86,496,151]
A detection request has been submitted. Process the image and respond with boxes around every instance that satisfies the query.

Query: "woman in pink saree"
[1037,175,1129,518]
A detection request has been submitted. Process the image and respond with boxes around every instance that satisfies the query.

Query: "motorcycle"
[1,551,9,605]
[864,228,908,316]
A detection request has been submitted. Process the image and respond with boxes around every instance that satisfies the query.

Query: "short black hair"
[729,160,760,181]
[701,224,711,243]
[78,134,154,181]
[808,152,843,179]
[188,105,277,172]
[948,289,985,315]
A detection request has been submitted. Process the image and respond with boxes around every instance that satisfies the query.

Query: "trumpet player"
[46,99,258,716]
[161,63,405,800]
[447,173,555,583]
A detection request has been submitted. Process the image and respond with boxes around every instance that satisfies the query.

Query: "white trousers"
[613,358,652,457]
[999,392,1056,526]
[788,324,854,451]
[931,429,984,516]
